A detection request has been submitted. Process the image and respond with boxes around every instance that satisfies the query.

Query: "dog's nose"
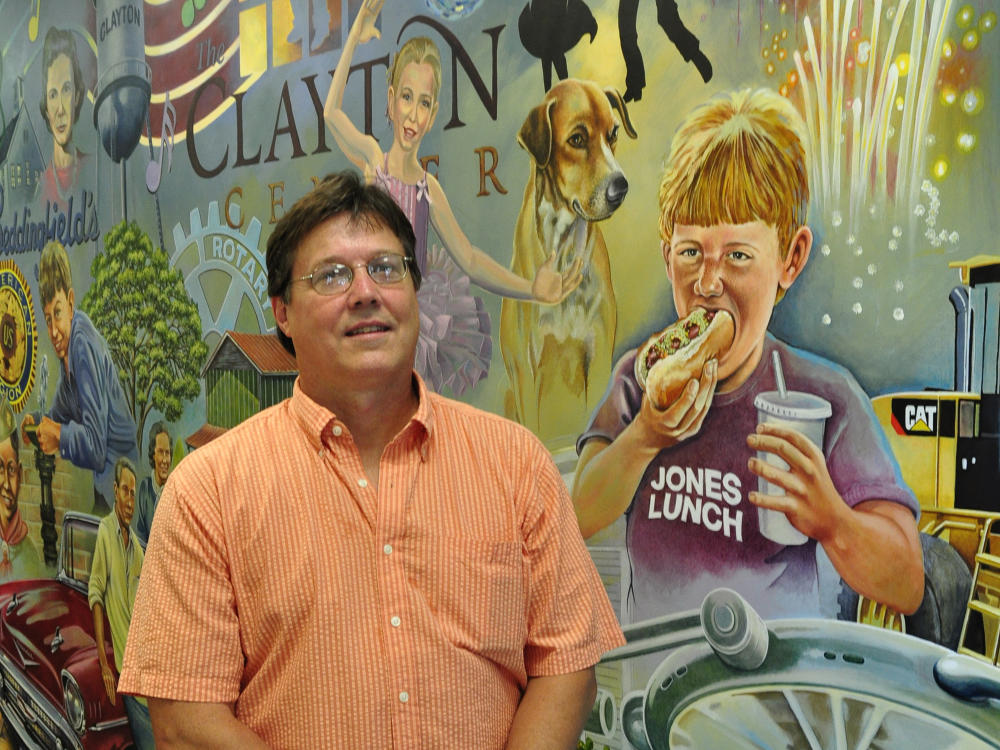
[606,175,629,209]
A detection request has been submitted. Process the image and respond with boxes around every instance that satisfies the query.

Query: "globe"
[424,0,485,20]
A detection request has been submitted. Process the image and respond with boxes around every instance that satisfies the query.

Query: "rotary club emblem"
[0,261,36,411]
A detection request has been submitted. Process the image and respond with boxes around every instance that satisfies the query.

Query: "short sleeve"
[118,460,244,702]
[577,350,643,453]
[823,373,920,517]
[520,443,624,676]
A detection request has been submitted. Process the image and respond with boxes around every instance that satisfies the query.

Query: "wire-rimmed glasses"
[295,253,413,296]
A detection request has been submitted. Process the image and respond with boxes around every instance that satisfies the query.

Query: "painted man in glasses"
[119,170,624,749]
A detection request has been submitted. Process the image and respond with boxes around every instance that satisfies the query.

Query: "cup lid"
[754,390,832,419]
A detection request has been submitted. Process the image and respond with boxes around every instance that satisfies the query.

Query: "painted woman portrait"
[36,26,89,211]
[325,0,581,394]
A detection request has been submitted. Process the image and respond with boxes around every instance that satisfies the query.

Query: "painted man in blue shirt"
[22,240,137,514]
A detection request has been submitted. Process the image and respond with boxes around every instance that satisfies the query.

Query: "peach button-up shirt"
[119,376,624,748]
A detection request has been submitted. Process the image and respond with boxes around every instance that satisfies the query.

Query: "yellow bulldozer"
[869,255,1000,665]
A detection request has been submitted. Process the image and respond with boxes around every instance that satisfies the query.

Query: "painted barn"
[188,330,297,449]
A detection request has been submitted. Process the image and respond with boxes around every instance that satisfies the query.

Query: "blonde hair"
[387,36,442,100]
[658,88,809,260]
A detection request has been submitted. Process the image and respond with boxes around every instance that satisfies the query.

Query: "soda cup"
[753,390,832,545]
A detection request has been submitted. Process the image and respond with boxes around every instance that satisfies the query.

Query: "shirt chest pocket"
[413,539,527,657]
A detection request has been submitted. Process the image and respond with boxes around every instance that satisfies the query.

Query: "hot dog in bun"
[635,308,735,409]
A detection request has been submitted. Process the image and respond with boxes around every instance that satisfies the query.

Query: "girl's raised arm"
[324,0,385,174]
[426,174,582,303]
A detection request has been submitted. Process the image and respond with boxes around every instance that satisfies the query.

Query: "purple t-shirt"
[579,335,917,622]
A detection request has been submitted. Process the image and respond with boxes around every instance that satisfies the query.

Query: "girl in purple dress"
[325,0,581,394]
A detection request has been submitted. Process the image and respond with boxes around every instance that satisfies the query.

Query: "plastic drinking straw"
[772,350,787,398]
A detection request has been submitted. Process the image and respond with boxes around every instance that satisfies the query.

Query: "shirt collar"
[713,333,776,408]
[289,374,434,460]
[115,518,133,552]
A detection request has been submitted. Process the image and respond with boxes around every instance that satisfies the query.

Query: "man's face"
[0,437,20,528]
[665,220,809,392]
[114,467,136,530]
[43,288,74,363]
[272,214,419,401]
[45,53,77,149]
[153,431,171,486]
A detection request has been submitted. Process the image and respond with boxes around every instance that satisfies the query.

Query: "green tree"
[82,221,207,450]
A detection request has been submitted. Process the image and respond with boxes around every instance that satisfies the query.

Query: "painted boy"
[22,241,137,515]
[572,88,923,624]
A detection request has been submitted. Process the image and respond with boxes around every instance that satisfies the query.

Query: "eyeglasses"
[295,253,413,296]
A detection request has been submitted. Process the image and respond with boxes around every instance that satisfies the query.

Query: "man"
[132,421,172,550]
[21,240,138,516]
[0,397,42,583]
[89,458,153,749]
[573,88,922,626]
[119,171,624,749]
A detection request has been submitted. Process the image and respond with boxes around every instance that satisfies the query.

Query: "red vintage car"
[0,512,134,750]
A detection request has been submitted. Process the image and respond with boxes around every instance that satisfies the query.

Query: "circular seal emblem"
[0,261,36,411]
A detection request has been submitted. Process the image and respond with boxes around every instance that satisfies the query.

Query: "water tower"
[93,0,150,222]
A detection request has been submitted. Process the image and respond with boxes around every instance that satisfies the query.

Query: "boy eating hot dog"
[572,87,922,628]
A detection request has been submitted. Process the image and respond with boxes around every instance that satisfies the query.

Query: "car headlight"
[62,672,86,736]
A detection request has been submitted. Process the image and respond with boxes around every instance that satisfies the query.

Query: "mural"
[0,0,995,747]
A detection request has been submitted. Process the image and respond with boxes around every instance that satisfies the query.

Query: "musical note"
[146,93,176,193]
[28,0,41,42]
[182,0,208,29]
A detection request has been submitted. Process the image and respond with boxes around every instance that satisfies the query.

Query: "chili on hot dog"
[635,308,735,409]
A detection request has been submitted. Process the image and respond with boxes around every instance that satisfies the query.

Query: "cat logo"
[889,398,942,436]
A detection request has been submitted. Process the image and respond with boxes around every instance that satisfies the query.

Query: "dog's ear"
[517,99,556,168]
[605,88,638,139]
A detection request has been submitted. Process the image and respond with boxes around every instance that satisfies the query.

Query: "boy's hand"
[745,422,845,542]
[634,359,718,449]
[35,417,61,455]
[18,415,34,445]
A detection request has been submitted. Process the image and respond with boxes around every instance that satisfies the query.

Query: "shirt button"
[383,544,393,555]
[358,478,368,488]
[332,425,343,436]
[399,691,409,703]
[390,616,401,627]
